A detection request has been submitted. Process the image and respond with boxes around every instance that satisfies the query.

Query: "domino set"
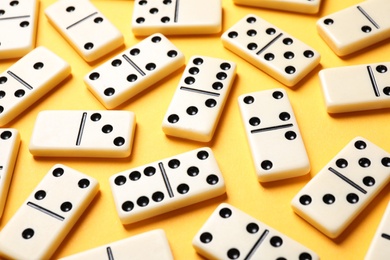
[0,0,390,259]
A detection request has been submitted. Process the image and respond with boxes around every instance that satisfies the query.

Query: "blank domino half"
[365,201,390,260]
[233,0,322,14]
[60,229,173,260]
[131,0,222,36]
[0,129,20,218]
[192,203,319,260]
[0,46,71,126]
[221,14,320,87]
[0,164,99,260]
[319,62,390,113]
[162,55,237,142]
[238,88,310,182]
[109,147,225,224]
[317,0,390,56]
[45,0,124,62]
[291,137,390,238]
[29,110,136,158]
[0,0,39,59]
[84,33,185,109]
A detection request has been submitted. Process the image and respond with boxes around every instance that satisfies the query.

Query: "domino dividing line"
[66,12,98,30]
[7,71,33,90]
[158,162,174,198]
[27,202,65,221]
[367,66,380,97]
[256,33,283,55]
[244,229,269,260]
[328,167,367,194]
[174,0,179,23]
[180,86,220,97]
[381,233,390,240]
[0,15,30,21]
[106,247,114,260]
[251,123,293,134]
[357,6,380,29]
[76,112,88,146]
[122,54,146,76]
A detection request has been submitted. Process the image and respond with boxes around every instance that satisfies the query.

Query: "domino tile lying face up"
[109,147,225,224]
[0,129,20,218]
[192,203,319,260]
[319,62,390,113]
[0,164,99,260]
[365,201,390,260]
[162,55,237,142]
[232,0,322,14]
[29,110,136,158]
[84,33,185,109]
[0,0,39,59]
[238,88,310,182]
[317,0,390,56]
[60,229,173,260]
[0,46,71,127]
[131,0,222,36]
[291,137,390,238]
[45,0,124,62]
[221,14,320,87]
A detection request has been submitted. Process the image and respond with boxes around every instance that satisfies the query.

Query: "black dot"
[206,175,219,185]
[285,131,297,140]
[184,76,195,85]
[197,150,209,160]
[177,183,189,194]
[382,157,390,167]
[346,193,359,204]
[186,106,198,115]
[111,59,122,67]
[246,17,256,23]
[354,140,367,149]
[299,195,312,205]
[205,99,217,108]
[283,38,293,45]
[14,89,25,97]
[279,112,290,121]
[266,28,276,35]
[127,74,137,82]
[246,223,259,234]
[363,176,375,186]
[78,179,90,188]
[34,190,46,200]
[167,50,177,57]
[219,207,232,218]
[284,51,294,59]
[359,158,371,168]
[187,166,199,177]
[152,192,164,202]
[102,124,113,133]
[61,202,72,212]
[264,53,274,61]
[168,114,179,123]
[249,117,260,126]
[90,113,101,121]
[139,0,147,5]
[273,91,284,99]
[129,171,141,181]
[114,137,125,146]
[189,67,199,75]
[168,159,180,169]
[243,96,254,104]
[383,87,390,96]
[247,29,256,36]
[216,72,227,80]
[145,63,156,71]
[94,17,103,23]
[1,131,12,140]
[114,175,126,185]
[84,42,94,50]
[323,194,335,204]
[212,82,223,90]
[200,232,213,243]
[285,66,296,74]
[220,62,231,70]
[261,160,273,170]
[270,236,283,247]
[122,201,134,212]
[33,62,43,70]
[193,58,203,65]
[136,17,145,24]
[228,31,238,38]
[0,76,7,84]
[161,16,170,23]
[304,50,314,58]
[227,248,240,259]
[0,91,4,99]
[361,26,372,33]
[130,48,140,56]
[22,228,34,239]
[104,88,115,96]
[324,18,334,25]
[137,196,149,207]
[336,158,348,168]
[89,72,100,80]
[247,43,258,51]
[299,253,313,260]
[376,65,388,73]
[144,166,156,176]
[149,7,158,14]
[52,167,64,177]
[151,36,161,43]
[66,6,75,12]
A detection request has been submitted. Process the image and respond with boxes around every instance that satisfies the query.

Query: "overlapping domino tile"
[233,0,322,14]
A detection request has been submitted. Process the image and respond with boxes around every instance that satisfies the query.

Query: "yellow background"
[1,0,390,259]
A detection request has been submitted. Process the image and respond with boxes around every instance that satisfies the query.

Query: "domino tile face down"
[131,0,222,36]
[221,14,320,87]
[0,46,71,126]
[84,33,185,109]
[233,0,321,14]
[0,129,20,218]
[291,137,390,238]
[0,164,99,260]
[192,203,319,260]
[365,201,390,260]
[317,0,390,56]
[0,0,39,59]
[60,229,174,260]
[45,0,124,62]
[319,62,390,113]
[109,147,225,224]
[29,110,136,158]
[238,88,310,182]
[162,55,237,142]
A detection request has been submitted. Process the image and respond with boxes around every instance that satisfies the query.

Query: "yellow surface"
[1,0,390,259]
